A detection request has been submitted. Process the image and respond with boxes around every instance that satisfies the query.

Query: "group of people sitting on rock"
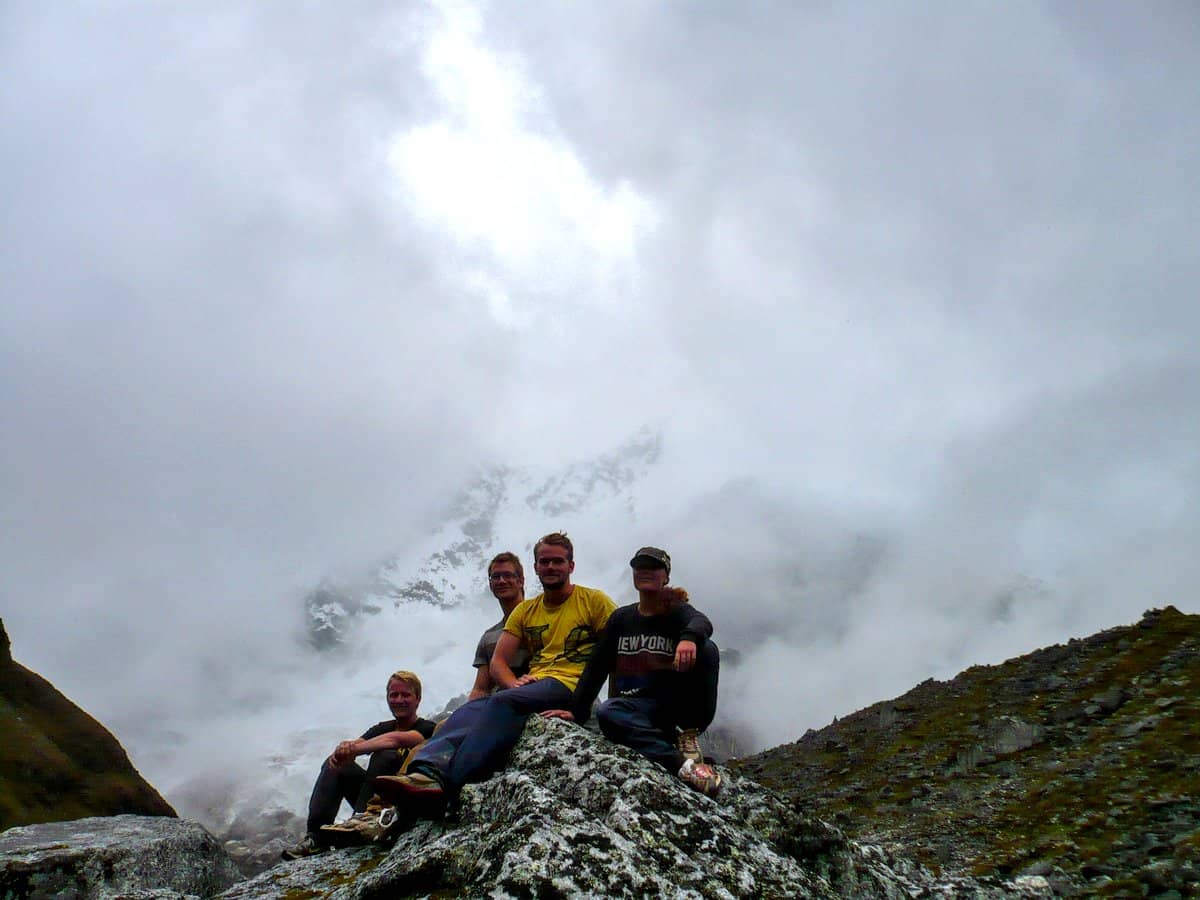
[282,531,721,859]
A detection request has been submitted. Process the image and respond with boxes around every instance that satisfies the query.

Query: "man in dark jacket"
[542,546,722,795]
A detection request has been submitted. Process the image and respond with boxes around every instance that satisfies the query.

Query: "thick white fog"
[2,1,1197,818]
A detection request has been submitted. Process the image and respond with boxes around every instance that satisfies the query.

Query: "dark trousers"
[408,678,572,795]
[596,641,720,772]
[305,749,403,833]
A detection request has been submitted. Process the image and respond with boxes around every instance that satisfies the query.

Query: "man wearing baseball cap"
[543,546,722,795]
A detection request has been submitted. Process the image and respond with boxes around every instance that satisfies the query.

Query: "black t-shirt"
[359,716,437,741]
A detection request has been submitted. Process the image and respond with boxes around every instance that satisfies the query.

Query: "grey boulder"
[0,814,240,899]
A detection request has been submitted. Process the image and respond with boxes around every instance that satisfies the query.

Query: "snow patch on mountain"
[304,428,662,649]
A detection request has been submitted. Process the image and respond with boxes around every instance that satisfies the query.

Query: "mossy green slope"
[732,606,1200,896]
[0,618,175,830]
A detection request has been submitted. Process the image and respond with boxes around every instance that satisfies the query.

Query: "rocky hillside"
[732,606,1200,897]
[0,618,175,830]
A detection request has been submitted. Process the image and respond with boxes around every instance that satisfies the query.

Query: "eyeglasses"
[488,572,520,583]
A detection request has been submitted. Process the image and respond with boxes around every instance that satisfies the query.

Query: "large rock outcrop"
[0,814,241,898]
[0,618,175,831]
[734,606,1200,896]
[224,716,1049,898]
[175,705,752,880]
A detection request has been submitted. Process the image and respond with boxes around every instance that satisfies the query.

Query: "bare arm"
[466,664,493,702]
[490,630,535,690]
[327,729,427,767]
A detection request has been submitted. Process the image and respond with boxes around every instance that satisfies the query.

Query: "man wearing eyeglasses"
[373,531,615,813]
[467,551,530,700]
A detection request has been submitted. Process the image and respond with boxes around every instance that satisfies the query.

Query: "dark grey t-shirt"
[474,617,530,678]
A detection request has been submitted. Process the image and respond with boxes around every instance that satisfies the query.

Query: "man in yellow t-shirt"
[374,532,615,811]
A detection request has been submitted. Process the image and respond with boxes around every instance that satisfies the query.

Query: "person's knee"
[485,691,522,715]
[596,700,625,739]
[365,749,402,776]
[597,698,641,729]
[497,680,569,714]
[596,699,620,727]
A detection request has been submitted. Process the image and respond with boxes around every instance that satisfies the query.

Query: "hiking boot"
[319,807,400,847]
[373,770,445,806]
[280,832,325,860]
[676,727,703,765]
[678,758,722,797]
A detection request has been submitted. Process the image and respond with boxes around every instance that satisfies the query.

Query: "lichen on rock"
[0,814,240,899]
[227,715,1048,899]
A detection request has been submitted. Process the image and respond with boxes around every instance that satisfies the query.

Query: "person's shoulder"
[413,717,437,738]
[362,719,397,739]
[571,586,617,627]
[505,596,540,627]
[601,602,638,628]
[474,618,506,662]
[674,599,706,615]
[573,584,615,605]
[675,601,711,622]
[478,617,506,638]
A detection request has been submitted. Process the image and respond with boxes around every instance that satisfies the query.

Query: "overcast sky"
[2,1,1198,785]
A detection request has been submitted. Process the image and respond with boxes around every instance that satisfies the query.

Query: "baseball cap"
[629,546,671,574]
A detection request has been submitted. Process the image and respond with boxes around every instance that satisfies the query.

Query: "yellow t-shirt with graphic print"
[503,585,616,692]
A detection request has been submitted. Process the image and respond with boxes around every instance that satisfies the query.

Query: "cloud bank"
[2,0,1197,789]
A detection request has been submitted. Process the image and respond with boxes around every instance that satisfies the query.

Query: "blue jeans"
[596,641,720,772]
[408,678,573,794]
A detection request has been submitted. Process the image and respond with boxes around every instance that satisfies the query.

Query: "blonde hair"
[387,670,422,700]
[533,532,573,561]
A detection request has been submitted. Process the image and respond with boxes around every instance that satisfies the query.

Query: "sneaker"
[676,727,703,765]
[678,758,722,797]
[373,771,445,805]
[319,807,400,848]
[280,832,325,860]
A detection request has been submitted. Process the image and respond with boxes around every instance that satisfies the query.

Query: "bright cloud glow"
[387,0,657,322]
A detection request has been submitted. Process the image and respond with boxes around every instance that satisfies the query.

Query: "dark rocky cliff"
[733,606,1200,896]
[0,617,175,830]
